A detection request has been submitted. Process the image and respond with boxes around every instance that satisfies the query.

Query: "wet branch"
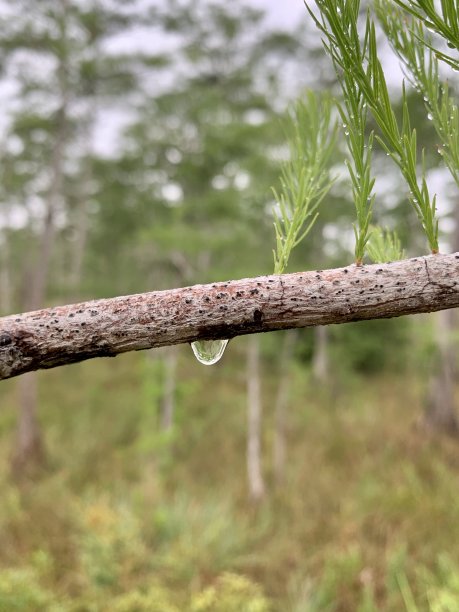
[1,252,459,381]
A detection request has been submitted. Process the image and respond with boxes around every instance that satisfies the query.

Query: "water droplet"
[191,339,228,365]
[427,112,433,121]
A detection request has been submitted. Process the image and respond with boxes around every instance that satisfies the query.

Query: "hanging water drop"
[427,112,433,121]
[191,339,228,365]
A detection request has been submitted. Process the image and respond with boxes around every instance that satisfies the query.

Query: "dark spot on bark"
[250,289,259,295]
[68,313,75,318]
[199,309,204,314]
[316,274,321,279]
[236,291,244,297]
[0,333,12,346]
[90,310,98,316]
[15,318,21,323]
[376,269,383,274]
[253,309,263,323]
[343,269,348,274]
[185,298,192,304]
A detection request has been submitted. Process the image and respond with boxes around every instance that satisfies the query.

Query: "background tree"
[3,1,459,609]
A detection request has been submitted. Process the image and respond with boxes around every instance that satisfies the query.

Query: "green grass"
[0,342,459,610]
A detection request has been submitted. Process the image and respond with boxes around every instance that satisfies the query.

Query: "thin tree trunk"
[312,324,329,383]
[247,335,265,502]
[68,194,89,293]
[11,372,45,478]
[160,345,178,431]
[273,329,297,486]
[424,308,459,435]
[423,199,459,434]
[11,1,69,477]
[68,104,98,294]
[0,231,12,315]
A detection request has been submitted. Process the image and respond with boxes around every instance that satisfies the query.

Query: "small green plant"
[190,572,271,612]
[272,91,337,274]
[367,226,405,263]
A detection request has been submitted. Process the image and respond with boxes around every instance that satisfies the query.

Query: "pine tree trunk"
[312,324,329,383]
[11,9,69,477]
[11,372,45,478]
[160,346,178,431]
[424,309,459,435]
[68,109,97,295]
[0,232,12,315]
[246,335,265,502]
[423,199,459,434]
[273,329,297,486]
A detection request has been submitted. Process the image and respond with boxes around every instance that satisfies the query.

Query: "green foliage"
[0,566,56,611]
[308,0,440,253]
[190,573,271,612]
[367,226,405,263]
[272,92,337,274]
[392,0,459,70]
[337,64,375,265]
[1,353,459,609]
[376,0,459,189]
[331,318,410,374]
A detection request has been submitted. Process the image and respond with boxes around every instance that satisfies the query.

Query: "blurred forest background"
[1,0,459,609]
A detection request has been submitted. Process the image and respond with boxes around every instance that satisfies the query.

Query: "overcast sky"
[250,0,306,27]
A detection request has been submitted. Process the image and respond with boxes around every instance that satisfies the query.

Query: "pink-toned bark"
[1,252,458,381]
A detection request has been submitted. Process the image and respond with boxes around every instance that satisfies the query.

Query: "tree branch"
[1,252,458,381]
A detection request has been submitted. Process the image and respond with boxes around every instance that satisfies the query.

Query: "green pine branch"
[307,0,440,253]
[272,91,337,275]
[376,0,459,189]
[392,0,459,70]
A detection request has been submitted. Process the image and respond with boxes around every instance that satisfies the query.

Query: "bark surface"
[1,252,459,381]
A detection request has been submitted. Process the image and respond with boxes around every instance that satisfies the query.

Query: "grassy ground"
[0,338,459,611]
